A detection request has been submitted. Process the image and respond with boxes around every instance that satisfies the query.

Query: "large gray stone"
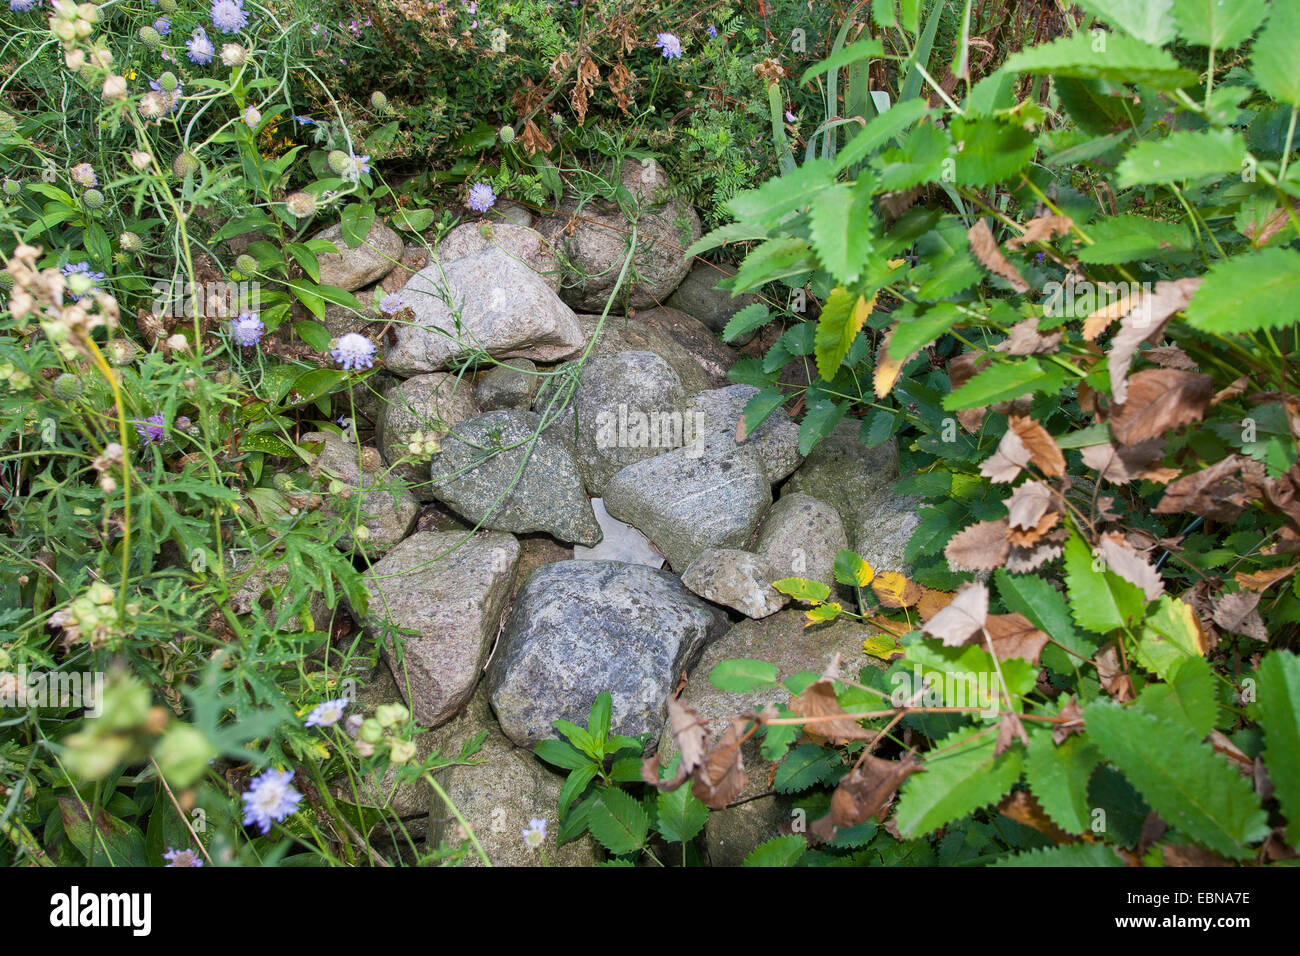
[704,796,794,867]
[375,373,479,495]
[574,311,735,394]
[312,219,404,291]
[687,384,802,484]
[356,531,520,727]
[474,359,540,412]
[536,158,701,311]
[665,263,762,344]
[303,431,417,555]
[572,498,664,568]
[681,548,789,619]
[782,421,900,540]
[852,486,924,575]
[754,493,849,587]
[389,249,584,374]
[631,307,739,388]
[566,350,691,495]
[429,410,601,546]
[603,433,772,571]
[486,560,729,747]
[433,221,562,292]
[424,685,603,866]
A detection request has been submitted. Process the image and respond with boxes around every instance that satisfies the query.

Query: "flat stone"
[428,410,602,546]
[754,493,849,587]
[389,248,584,374]
[631,307,739,387]
[355,531,520,727]
[574,311,734,394]
[432,221,561,291]
[687,384,803,484]
[303,431,417,555]
[572,498,664,569]
[681,548,789,619]
[375,373,479,496]
[312,219,404,291]
[603,433,772,571]
[486,560,729,747]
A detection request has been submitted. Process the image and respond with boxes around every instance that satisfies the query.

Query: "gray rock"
[474,359,541,412]
[322,283,379,337]
[536,157,701,311]
[687,384,802,484]
[572,498,664,569]
[492,200,535,229]
[603,433,772,571]
[656,609,882,803]
[229,550,334,634]
[356,531,520,727]
[424,685,602,866]
[304,431,417,555]
[375,373,479,495]
[312,219,404,291]
[389,249,584,374]
[429,410,601,546]
[754,493,849,587]
[681,548,789,619]
[567,350,691,495]
[379,244,431,295]
[486,560,729,747]
[852,486,924,575]
[631,307,740,388]
[665,263,762,344]
[573,311,736,394]
[433,221,561,291]
[704,796,794,867]
[782,421,900,540]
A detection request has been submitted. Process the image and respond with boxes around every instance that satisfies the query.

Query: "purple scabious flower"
[149,80,184,113]
[378,293,403,315]
[61,261,105,301]
[70,163,97,188]
[241,768,303,834]
[294,115,315,126]
[330,333,376,371]
[707,25,718,39]
[521,817,546,848]
[654,33,682,59]
[344,153,371,183]
[134,413,166,445]
[1035,251,1046,264]
[154,16,172,35]
[163,847,203,867]
[187,27,214,65]
[211,0,249,33]
[9,0,37,11]
[467,182,496,212]
[229,312,265,346]
[305,698,348,728]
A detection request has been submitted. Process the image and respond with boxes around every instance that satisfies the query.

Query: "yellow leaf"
[862,633,904,661]
[804,602,843,626]
[872,571,923,608]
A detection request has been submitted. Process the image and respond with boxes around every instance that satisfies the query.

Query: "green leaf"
[727,159,835,226]
[655,785,709,844]
[728,238,818,293]
[894,727,1025,838]
[1116,129,1247,187]
[995,568,1096,663]
[722,303,771,343]
[709,658,782,693]
[799,399,848,456]
[872,122,952,192]
[1172,0,1265,48]
[587,789,649,856]
[772,578,832,603]
[1026,730,1102,835]
[1255,650,1300,845]
[993,842,1124,866]
[1076,0,1176,45]
[809,180,876,284]
[552,719,599,758]
[889,303,963,359]
[285,242,321,282]
[293,319,332,353]
[833,549,875,588]
[738,386,787,438]
[1134,596,1206,680]
[1002,31,1198,89]
[1184,248,1300,334]
[587,691,612,744]
[392,207,435,232]
[943,358,1050,410]
[1084,700,1269,858]
[774,743,842,793]
[557,763,599,819]
[814,287,871,379]
[1075,214,1192,264]
[799,39,886,86]
[287,368,350,406]
[241,432,297,458]
[950,115,1037,187]
[1252,0,1300,107]
[684,222,775,259]
[1062,531,1146,634]
[834,98,932,172]
[742,834,807,867]
[340,203,377,248]
[57,797,149,867]
[1137,656,1216,737]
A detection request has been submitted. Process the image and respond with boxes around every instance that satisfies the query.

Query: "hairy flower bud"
[171,151,200,178]
[284,191,317,219]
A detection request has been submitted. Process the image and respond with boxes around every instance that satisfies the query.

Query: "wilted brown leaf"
[980,427,1032,483]
[945,519,1011,572]
[872,571,923,609]
[995,711,1030,755]
[968,218,1030,292]
[916,587,955,621]
[792,679,876,745]
[984,612,1051,665]
[1081,439,1179,485]
[996,317,1063,356]
[1096,642,1134,702]
[948,350,991,433]
[691,718,749,810]
[1154,454,1263,522]
[1107,278,1202,403]
[1083,289,1140,341]
[1009,416,1066,477]
[999,790,1073,843]
[1110,369,1214,446]
[1212,590,1268,642]
[571,55,600,126]
[875,326,909,398]
[1144,345,1198,370]
[829,752,923,828]
[1052,696,1085,744]
[1235,566,1297,592]
[1162,844,1233,866]
[1006,537,1065,572]
[1007,480,1055,530]
[922,582,989,646]
[1006,510,1061,547]
[1005,214,1074,250]
[642,696,710,788]
[1098,532,1165,602]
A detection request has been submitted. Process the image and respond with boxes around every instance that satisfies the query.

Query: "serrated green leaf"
[655,785,709,844]
[728,238,818,293]
[894,727,1025,838]
[1134,596,1205,680]
[872,122,952,192]
[833,549,875,588]
[1026,730,1102,835]
[742,834,807,866]
[775,744,842,793]
[1172,0,1265,48]
[1002,31,1198,89]
[809,181,876,284]
[1255,650,1300,846]
[738,386,787,439]
[1076,0,1176,45]
[727,159,835,225]
[1075,214,1192,264]
[1184,248,1300,334]
[993,842,1124,866]
[834,98,933,173]
[814,287,871,379]
[950,115,1037,187]
[1062,531,1146,634]
[709,658,782,693]
[1137,656,1216,737]
[587,788,649,856]
[995,568,1096,662]
[1251,0,1300,107]
[798,399,848,456]
[1116,129,1247,187]
[1084,700,1269,858]
[772,578,832,603]
[890,303,964,359]
[722,303,771,343]
[943,358,1047,410]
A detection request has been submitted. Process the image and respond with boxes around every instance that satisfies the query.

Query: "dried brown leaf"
[968,218,1030,292]
[1096,642,1134,702]
[945,519,1011,572]
[1081,439,1177,485]
[1009,416,1066,477]
[691,718,748,810]
[829,753,923,828]
[1154,454,1261,522]
[1052,696,1085,744]
[984,612,1051,665]
[1006,480,1054,530]
[1212,590,1268,642]
[916,587,956,622]
[922,582,989,646]
[980,427,1032,483]
[792,679,876,745]
[1144,345,1198,370]
[996,317,1063,356]
[1235,566,1297,592]
[1107,278,1201,403]
[1005,214,1074,250]
[1109,369,1214,446]
[871,571,923,609]
[1098,532,1165,602]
